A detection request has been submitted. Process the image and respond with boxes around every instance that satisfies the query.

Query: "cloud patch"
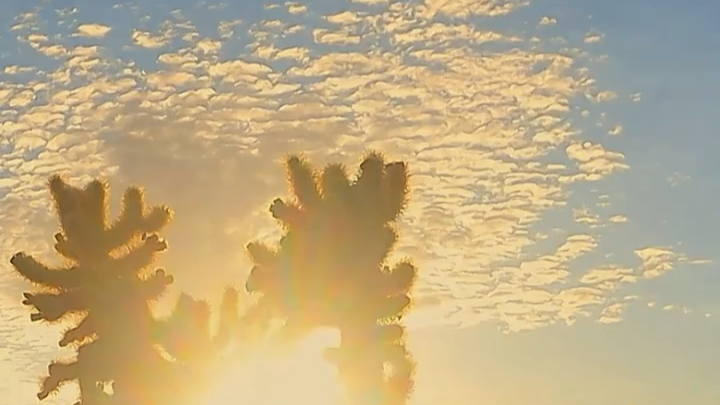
[74,23,112,38]
[0,0,704,349]
[131,29,169,48]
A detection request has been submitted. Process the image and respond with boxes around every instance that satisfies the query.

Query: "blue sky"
[0,0,718,404]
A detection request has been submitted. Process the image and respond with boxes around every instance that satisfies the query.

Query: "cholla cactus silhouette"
[155,285,276,405]
[153,287,245,403]
[158,287,242,365]
[246,152,417,405]
[9,175,174,405]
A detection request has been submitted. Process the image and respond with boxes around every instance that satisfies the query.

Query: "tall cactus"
[9,175,174,405]
[245,152,418,405]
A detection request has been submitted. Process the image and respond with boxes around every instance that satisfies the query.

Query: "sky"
[0,0,719,404]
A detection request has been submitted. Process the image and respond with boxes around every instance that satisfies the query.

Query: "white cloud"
[635,247,679,278]
[74,23,112,38]
[574,207,600,227]
[564,141,629,180]
[0,0,696,352]
[312,28,361,45]
[131,29,169,48]
[419,0,529,18]
[254,44,310,62]
[584,31,604,43]
[667,172,690,187]
[218,19,243,38]
[158,51,199,66]
[325,11,364,25]
[596,90,617,102]
[608,125,623,136]
[2,66,34,74]
[286,2,308,14]
[598,302,626,324]
[195,38,223,54]
[27,33,47,43]
[580,266,637,291]
[539,16,557,26]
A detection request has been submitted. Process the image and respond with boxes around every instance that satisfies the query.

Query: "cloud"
[74,23,112,38]
[574,207,600,227]
[158,51,199,66]
[218,19,243,38]
[584,31,604,43]
[195,38,223,54]
[667,172,690,187]
[131,29,169,48]
[580,266,637,291]
[325,11,364,25]
[312,27,361,45]
[392,22,516,45]
[0,295,79,405]
[635,247,680,278]
[539,16,557,26]
[608,125,623,136]
[0,0,698,346]
[419,0,529,19]
[254,44,310,62]
[349,0,389,4]
[596,90,618,102]
[597,302,626,324]
[286,2,308,14]
[2,66,34,75]
[564,141,629,181]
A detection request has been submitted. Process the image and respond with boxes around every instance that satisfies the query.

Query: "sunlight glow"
[200,329,344,405]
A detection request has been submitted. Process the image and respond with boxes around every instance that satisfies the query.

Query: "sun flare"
[200,329,344,405]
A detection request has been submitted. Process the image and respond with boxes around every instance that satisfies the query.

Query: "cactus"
[154,284,273,404]
[157,287,244,365]
[10,175,174,405]
[246,152,417,405]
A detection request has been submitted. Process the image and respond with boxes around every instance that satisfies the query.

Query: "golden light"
[199,328,344,405]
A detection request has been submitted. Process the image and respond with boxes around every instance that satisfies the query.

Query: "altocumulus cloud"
[73,23,112,38]
[0,1,711,400]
